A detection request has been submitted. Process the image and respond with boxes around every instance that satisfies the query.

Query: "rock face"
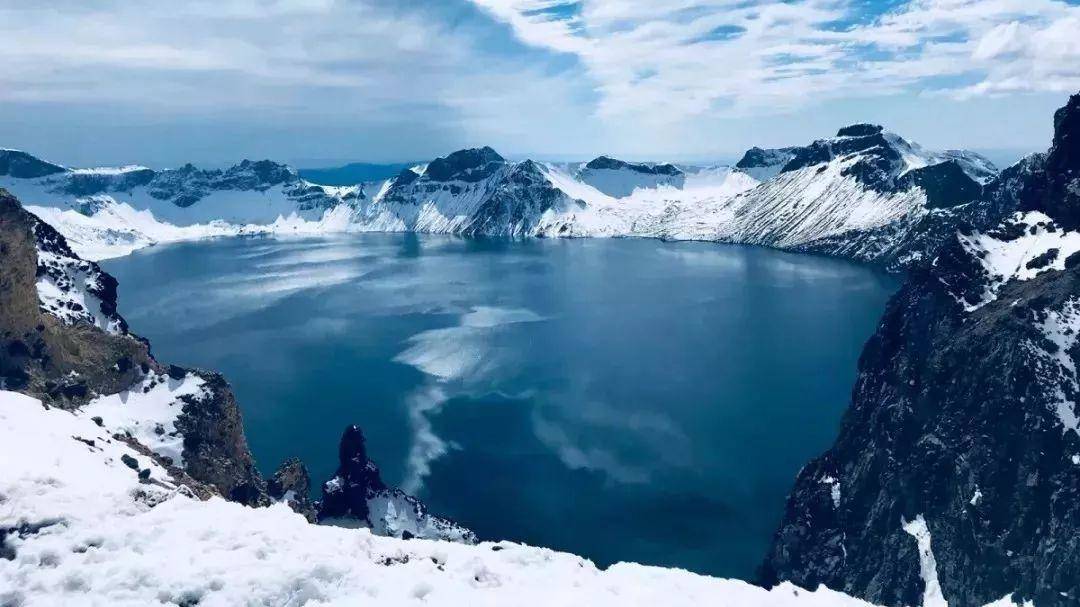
[761,93,1080,606]
[319,425,477,543]
[0,189,148,403]
[735,146,798,181]
[268,457,316,522]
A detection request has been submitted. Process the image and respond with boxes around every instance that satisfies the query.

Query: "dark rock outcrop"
[318,425,387,522]
[897,160,983,208]
[318,425,477,543]
[762,93,1080,606]
[269,457,316,522]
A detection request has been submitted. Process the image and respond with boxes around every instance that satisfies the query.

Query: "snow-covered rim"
[0,390,1032,606]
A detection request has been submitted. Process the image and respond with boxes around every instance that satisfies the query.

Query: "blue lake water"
[102,233,898,580]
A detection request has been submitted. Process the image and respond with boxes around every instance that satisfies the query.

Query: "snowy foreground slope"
[1,127,998,267]
[0,391,1026,607]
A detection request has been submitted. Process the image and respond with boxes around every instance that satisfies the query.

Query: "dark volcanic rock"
[316,424,477,543]
[269,457,316,521]
[0,189,148,405]
[836,124,884,138]
[173,370,267,506]
[762,93,1080,606]
[735,146,797,170]
[897,161,983,208]
[1022,93,1080,229]
[318,425,386,522]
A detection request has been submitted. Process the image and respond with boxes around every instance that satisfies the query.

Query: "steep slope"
[761,94,1080,606]
[0,188,469,540]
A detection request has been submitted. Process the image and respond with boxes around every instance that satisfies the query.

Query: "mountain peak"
[836,124,884,138]
[1024,93,1080,228]
[423,146,506,182]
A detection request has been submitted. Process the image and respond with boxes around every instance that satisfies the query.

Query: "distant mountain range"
[0,125,1005,270]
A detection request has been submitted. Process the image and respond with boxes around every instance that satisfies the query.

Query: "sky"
[0,0,1078,168]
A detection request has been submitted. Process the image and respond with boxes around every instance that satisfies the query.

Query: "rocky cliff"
[760,94,1080,606]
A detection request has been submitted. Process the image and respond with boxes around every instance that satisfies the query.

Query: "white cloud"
[468,0,1080,121]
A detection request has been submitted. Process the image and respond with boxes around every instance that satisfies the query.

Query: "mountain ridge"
[1,124,1002,271]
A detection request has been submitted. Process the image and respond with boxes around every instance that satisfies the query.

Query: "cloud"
[468,0,1080,121]
[0,0,1074,162]
[0,0,596,162]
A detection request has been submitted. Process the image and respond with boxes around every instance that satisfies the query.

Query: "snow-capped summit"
[774,124,998,201]
[577,155,685,197]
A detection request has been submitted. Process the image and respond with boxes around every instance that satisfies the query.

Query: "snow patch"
[957,211,1080,310]
[903,514,948,607]
[35,248,123,334]
[81,371,208,466]
[1030,297,1080,434]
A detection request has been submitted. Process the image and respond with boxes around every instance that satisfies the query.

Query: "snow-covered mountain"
[1,127,999,268]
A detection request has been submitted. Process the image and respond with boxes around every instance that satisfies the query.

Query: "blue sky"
[0,0,1078,168]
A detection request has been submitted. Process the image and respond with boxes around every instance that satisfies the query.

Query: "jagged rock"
[172,370,267,506]
[0,189,149,403]
[318,425,386,522]
[269,457,316,522]
[318,425,477,544]
[761,92,1080,607]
